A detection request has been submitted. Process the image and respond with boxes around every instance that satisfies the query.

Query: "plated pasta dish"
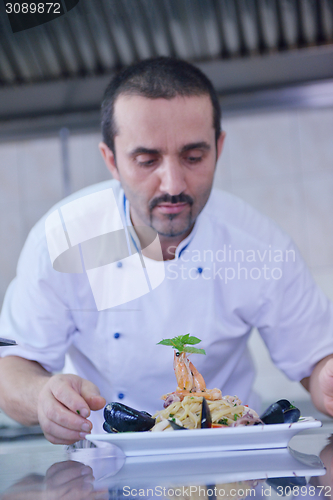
[103,335,300,434]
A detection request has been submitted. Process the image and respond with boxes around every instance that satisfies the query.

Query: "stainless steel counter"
[0,423,332,499]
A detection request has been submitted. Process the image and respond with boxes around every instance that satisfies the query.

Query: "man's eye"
[185,155,202,163]
[140,160,156,166]
[136,155,158,166]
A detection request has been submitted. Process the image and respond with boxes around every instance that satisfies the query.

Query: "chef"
[0,57,333,445]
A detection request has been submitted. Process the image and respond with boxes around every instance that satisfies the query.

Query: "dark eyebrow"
[129,147,162,157]
[180,142,211,153]
[129,142,211,157]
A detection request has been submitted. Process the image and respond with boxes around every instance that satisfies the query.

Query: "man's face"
[101,94,224,239]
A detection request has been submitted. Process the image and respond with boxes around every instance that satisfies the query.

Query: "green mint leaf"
[173,335,185,344]
[183,346,206,355]
[157,335,206,355]
[157,339,175,346]
[184,336,202,345]
[173,342,185,352]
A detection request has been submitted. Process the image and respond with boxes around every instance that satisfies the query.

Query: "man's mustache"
[149,194,194,211]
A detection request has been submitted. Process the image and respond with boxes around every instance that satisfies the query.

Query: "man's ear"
[216,131,226,161]
[99,142,120,181]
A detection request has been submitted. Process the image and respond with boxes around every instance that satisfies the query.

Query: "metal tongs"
[0,337,17,346]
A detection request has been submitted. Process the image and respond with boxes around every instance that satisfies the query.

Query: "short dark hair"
[101,56,221,154]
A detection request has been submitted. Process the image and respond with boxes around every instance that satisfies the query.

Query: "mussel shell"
[168,419,187,430]
[103,421,116,433]
[104,402,155,433]
[267,476,306,491]
[260,401,301,424]
[283,407,301,423]
[260,403,284,424]
[201,397,212,428]
[276,399,292,411]
[140,411,152,417]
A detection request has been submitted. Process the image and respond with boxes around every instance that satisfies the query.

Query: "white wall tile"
[20,200,56,243]
[0,142,19,204]
[17,137,63,203]
[213,125,233,192]
[230,179,309,262]
[311,266,333,303]
[226,111,301,183]
[298,107,333,174]
[69,132,111,193]
[303,172,333,267]
[248,329,311,404]
[0,202,21,308]
[68,135,84,192]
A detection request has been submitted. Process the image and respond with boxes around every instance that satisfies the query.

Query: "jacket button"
[118,393,125,399]
[114,332,120,339]
[117,262,123,268]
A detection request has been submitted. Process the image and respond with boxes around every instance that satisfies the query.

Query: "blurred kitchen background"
[0,0,333,430]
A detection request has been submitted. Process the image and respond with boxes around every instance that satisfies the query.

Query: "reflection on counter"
[0,434,331,500]
[0,460,107,499]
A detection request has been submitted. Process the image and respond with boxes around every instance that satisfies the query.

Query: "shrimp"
[173,351,193,391]
[189,360,206,392]
[173,351,207,392]
[164,352,221,403]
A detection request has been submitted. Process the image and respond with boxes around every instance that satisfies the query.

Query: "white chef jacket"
[1,179,333,433]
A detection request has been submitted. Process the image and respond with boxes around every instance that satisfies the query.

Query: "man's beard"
[149,193,194,238]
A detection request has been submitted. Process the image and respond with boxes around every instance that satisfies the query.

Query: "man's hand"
[302,354,333,417]
[317,357,333,416]
[38,374,106,445]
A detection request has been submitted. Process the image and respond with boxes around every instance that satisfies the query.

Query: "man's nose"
[158,157,187,196]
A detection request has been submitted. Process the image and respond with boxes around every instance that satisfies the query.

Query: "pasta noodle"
[152,395,259,430]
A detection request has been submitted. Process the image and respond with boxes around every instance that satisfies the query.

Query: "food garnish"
[158,335,222,402]
[157,334,206,355]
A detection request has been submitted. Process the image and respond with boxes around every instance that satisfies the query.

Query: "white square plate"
[86,417,322,457]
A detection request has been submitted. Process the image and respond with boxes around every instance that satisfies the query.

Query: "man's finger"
[320,358,333,396]
[42,419,89,444]
[80,379,106,411]
[49,376,92,418]
[43,398,92,433]
[85,395,106,411]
